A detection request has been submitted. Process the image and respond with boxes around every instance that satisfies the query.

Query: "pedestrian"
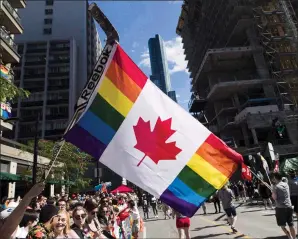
[258,182,274,210]
[162,203,171,219]
[237,181,247,202]
[271,172,296,239]
[128,200,140,239]
[218,184,238,233]
[172,210,190,239]
[142,196,149,220]
[150,196,158,218]
[288,170,298,230]
[213,191,221,213]
[201,202,207,215]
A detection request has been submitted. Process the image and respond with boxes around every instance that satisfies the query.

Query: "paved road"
[143,202,292,238]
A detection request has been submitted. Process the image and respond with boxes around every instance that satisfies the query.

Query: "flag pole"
[44,140,65,180]
[248,166,272,191]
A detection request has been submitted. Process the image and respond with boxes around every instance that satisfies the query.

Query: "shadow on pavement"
[262,213,275,216]
[192,232,231,238]
[191,223,227,231]
[241,209,264,213]
[214,203,243,221]
[263,236,288,239]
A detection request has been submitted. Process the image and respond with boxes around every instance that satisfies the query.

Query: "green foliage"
[0,77,30,102]
[26,140,92,191]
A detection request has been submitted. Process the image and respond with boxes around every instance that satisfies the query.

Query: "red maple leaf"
[133,117,182,167]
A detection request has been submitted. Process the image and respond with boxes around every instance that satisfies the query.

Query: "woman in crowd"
[15,209,38,238]
[49,210,79,238]
[71,206,89,239]
[128,200,140,239]
[84,199,103,238]
[172,210,191,239]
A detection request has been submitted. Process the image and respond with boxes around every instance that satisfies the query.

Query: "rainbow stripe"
[160,134,240,217]
[64,44,148,158]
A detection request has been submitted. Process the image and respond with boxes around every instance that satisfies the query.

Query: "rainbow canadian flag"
[64,42,243,217]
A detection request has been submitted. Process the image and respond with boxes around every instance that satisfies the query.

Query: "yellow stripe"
[187,153,228,189]
[98,76,133,117]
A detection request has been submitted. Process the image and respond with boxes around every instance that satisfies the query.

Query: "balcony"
[0,0,23,34]
[235,105,280,128]
[188,94,207,113]
[0,28,20,63]
[8,0,26,9]
[207,78,273,101]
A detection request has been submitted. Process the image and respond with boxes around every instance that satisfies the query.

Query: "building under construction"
[177,0,298,158]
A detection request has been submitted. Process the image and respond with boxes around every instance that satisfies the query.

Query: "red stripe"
[113,45,148,89]
[205,134,243,164]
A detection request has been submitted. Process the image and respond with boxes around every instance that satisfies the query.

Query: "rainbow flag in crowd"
[64,42,243,217]
[0,65,9,80]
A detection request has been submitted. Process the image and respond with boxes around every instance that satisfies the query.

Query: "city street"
[144,202,289,239]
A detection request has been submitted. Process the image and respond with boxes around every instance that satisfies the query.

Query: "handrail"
[2,0,22,25]
[0,28,18,51]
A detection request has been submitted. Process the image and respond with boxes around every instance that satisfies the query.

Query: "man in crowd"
[271,172,296,239]
[218,184,238,233]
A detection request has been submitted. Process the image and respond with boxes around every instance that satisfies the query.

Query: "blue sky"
[94,1,190,110]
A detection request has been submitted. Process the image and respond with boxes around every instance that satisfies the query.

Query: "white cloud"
[139,50,151,68]
[168,0,182,4]
[139,37,188,75]
[131,49,135,53]
[132,42,139,48]
[164,37,188,75]
[176,94,181,98]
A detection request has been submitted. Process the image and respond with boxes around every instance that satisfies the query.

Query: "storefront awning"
[0,172,21,181]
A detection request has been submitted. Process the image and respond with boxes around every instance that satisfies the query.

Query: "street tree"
[0,77,29,102]
[25,140,92,192]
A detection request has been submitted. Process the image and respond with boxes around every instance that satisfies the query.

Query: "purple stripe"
[160,189,199,218]
[64,125,106,159]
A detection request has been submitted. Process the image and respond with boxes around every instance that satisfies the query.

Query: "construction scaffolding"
[253,0,298,109]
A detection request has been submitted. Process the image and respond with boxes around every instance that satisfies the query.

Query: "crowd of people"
[1,169,298,239]
[0,184,143,239]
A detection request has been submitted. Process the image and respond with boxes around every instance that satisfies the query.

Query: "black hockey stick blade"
[88,2,120,43]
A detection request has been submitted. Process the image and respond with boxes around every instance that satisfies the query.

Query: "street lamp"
[2,114,40,185]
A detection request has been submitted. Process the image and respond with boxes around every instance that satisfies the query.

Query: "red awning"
[111,185,134,193]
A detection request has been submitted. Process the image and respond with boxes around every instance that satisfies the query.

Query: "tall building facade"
[10,0,102,142]
[148,34,171,94]
[177,0,298,160]
[148,34,177,102]
[0,0,26,133]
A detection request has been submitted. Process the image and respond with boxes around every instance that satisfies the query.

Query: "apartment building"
[9,0,102,142]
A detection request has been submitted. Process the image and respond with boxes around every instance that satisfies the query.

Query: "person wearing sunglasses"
[84,199,104,238]
[71,206,89,239]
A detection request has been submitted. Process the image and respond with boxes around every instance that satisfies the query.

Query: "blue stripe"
[167,178,206,207]
[78,110,115,145]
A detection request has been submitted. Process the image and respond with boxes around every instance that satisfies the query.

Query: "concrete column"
[246,28,270,79]
[233,94,241,112]
[8,162,17,198]
[241,125,250,147]
[61,175,65,196]
[50,184,55,197]
[251,128,259,145]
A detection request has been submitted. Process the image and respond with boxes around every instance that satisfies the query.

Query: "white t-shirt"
[130,207,140,220]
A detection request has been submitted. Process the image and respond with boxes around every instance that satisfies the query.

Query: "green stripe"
[89,93,125,131]
[178,165,216,198]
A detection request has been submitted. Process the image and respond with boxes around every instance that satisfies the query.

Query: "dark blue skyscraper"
[148,34,171,93]
[148,34,177,102]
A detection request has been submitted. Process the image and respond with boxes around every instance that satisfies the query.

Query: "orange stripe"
[196,142,238,178]
[106,60,142,103]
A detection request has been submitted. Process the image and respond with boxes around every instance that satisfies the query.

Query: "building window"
[43,28,52,35]
[45,0,54,6]
[45,9,53,15]
[44,18,52,24]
